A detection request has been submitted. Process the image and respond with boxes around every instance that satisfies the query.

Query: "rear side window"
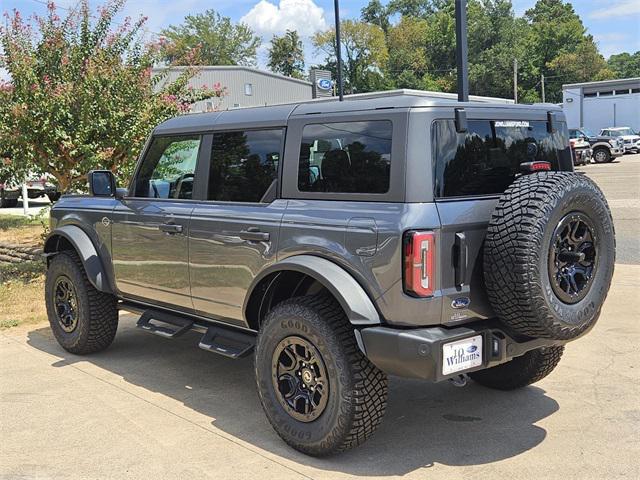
[432,119,570,198]
[134,135,201,199]
[208,129,282,202]
[298,121,392,194]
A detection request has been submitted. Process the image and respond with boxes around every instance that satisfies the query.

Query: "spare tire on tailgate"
[484,172,615,340]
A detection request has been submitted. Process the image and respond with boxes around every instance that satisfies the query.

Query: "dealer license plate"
[442,335,483,375]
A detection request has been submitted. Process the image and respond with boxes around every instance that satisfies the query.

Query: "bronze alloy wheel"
[54,275,79,333]
[271,335,329,422]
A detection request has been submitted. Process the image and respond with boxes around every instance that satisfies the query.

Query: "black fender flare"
[244,255,381,326]
[44,224,113,294]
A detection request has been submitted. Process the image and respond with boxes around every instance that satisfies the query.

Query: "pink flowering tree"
[0,1,227,191]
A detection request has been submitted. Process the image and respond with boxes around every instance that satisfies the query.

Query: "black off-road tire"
[484,172,615,340]
[255,295,388,456]
[470,346,565,390]
[45,251,118,354]
[593,147,611,164]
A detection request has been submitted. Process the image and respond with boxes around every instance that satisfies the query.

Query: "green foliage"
[0,215,40,231]
[0,260,45,284]
[607,52,640,78]
[313,20,388,94]
[361,0,391,33]
[161,10,260,66]
[267,30,305,79]
[0,1,222,191]
[322,0,630,102]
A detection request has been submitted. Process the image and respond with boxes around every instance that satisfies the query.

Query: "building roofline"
[152,65,313,87]
[562,77,640,89]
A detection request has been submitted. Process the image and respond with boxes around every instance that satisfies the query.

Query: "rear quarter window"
[431,119,570,198]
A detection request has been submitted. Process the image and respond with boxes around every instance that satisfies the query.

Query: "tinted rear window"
[432,119,570,198]
[297,121,392,194]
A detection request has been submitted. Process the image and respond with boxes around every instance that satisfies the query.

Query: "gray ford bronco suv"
[44,91,615,456]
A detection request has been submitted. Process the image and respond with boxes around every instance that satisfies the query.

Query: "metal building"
[562,78,640,132]
[153,66,313,111]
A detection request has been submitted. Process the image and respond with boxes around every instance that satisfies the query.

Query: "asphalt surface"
[1,154,639,479]
[576,153,640,265]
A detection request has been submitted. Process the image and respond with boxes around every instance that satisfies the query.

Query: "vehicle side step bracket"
[136,310,194,338]
[199,326,255,359]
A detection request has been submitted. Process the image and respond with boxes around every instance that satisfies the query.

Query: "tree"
[607,52,640,78]
[361,0,391,33]
[313,20,388,94]
[0,0,223,191]
[521,0,611,102]
[267,30,305,79]
[161,10,260,66]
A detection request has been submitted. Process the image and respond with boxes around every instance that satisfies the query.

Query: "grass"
[0,214,47,246]
[0,215,49,329]
[0,276,47,330]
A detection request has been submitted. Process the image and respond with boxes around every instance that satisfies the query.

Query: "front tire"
[469,346,565,390]
[45,251,118,354]
[255,295,388,456]
[593,147,610,164]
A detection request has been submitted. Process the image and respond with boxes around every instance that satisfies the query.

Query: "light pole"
[334,0,343,101]
[455,0,469,102]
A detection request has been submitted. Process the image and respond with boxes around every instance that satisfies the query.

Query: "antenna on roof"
[455,0,469,102]
[334,0,344,101]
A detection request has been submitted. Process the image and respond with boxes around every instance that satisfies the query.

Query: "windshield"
[611,128,635,136]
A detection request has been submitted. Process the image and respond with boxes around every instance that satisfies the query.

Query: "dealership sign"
[317,79,333,91]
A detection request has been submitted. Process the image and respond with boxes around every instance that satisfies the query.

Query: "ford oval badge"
[317,78,333,91]
[451,297,470,309]
[466,345,478,353]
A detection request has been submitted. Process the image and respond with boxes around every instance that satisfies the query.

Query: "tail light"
[403,231,435,297]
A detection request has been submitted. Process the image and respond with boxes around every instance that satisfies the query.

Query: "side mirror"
[87,170,116,197]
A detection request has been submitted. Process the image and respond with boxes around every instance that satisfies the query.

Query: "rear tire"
[45,251,118,354]
[469,346,565,390]
[254,295,388,456]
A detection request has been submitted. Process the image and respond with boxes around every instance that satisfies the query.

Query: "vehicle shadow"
[27,319,560,477]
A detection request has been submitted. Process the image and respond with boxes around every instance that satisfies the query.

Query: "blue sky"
[2,0,639,67]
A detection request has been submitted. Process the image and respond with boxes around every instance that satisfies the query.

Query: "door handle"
[239,228,270,242]
[159,223,183,234]
[454,232,468,287]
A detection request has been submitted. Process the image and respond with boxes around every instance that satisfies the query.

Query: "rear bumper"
[357,323,565,382]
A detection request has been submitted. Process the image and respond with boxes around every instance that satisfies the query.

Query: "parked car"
[0,174,60,208]
[569,128,624,163]
[568,135,592,166]
[43,93,615,456]
[599,127,640,154]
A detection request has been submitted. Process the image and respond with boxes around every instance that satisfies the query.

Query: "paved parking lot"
[1,155,639,479]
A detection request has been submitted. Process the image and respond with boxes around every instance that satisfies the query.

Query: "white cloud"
[240,0,328,39]
[589,0,640,19]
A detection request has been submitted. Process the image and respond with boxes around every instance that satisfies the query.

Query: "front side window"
[432,119,570,198]
[208,129,282,202]
[134,136,201,199]
[298,120,392,194]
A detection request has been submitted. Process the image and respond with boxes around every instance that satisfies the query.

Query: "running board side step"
[136,310,194,338]
[198,326,255,359]
[134,308,255,359]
